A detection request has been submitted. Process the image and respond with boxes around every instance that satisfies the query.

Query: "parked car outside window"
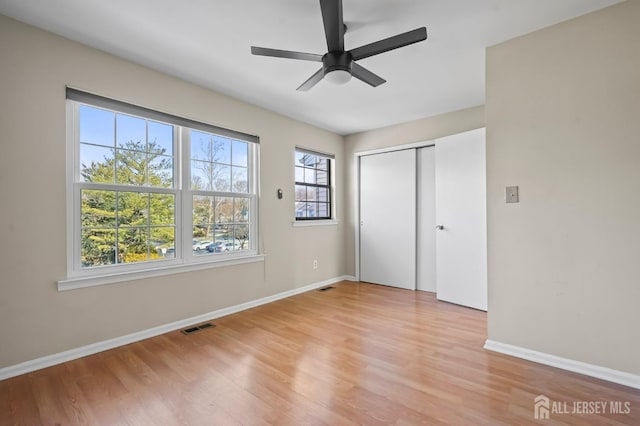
[192,240,212,251]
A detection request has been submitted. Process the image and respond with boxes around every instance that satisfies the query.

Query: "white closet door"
[360,149,416,290]
[435,128,487,310]
[417,147,436,292]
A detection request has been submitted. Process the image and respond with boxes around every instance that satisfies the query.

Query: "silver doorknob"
[435,225,444,230]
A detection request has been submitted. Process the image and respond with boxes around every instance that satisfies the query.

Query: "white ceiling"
[0,0,622,135]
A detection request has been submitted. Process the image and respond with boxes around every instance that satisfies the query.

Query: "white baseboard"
[0,275,355,381]
[484,339,640,390]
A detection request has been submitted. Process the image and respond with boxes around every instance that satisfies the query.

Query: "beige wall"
[343,106,485,276]
[486,0,640,374]
[0,15,346,368]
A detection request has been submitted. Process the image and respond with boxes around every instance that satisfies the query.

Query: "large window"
[66,88,258,280]
[294,148,333,220]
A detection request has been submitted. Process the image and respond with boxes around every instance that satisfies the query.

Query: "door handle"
[435,225,444,230]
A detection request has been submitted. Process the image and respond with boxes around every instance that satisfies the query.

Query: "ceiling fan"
[250,0,427,91]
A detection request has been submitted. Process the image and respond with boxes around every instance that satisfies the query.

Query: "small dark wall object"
[277,189,283,199]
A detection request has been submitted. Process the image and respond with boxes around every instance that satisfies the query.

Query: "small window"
[295,148,333,220]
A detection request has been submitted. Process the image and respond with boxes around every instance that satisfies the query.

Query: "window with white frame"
[66,88,259,279]
[294,148,333,220]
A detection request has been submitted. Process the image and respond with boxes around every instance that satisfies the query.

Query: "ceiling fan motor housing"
[323,51,353,75]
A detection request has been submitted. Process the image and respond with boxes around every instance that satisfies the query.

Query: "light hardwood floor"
[1,281,639,425]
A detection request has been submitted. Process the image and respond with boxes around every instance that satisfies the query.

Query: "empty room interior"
[1,0,639,424]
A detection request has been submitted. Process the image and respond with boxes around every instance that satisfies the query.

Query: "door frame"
[354,140,434,281]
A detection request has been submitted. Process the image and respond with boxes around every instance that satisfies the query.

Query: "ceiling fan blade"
[297,68,325,91]
[251,46,322,62]
[349,27,427,61]
[319,0,344,52]
[351,63,386,87]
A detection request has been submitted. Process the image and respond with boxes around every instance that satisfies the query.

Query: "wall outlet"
[313,259,318,269]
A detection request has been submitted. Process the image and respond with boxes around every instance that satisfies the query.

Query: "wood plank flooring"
[1,281,639,425]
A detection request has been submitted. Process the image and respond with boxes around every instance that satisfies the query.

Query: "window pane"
[232,140,248,167]
[116,149,147,186]
[193,195,214,226]
[307,187,317,201]
[150,193,174,225]
[234,198,250,223]
[318,203,329,217]
[193,227,211,242]
[152,227,175,259]
[295,185,307,202]
[307,203,318,218]
[148,121,173,156]
[295,202,307,218]
[316,170,328,185]
[80,144,114,183]
[300,153,317,167]
[304,168,316,184]
[191,130,211,162]
[213,136,231,164]
[318,188,329,202]
[317,157,328,171]
[120,227,150,263]
[116,114,146,150]
[295,151,305,165]
[212,164,231,192]
[117,192,148,226]
[81,189,116,227]
[295,166,304,182]
[234,224,250,250]
[191,160,212,190]
[232,167,248,193]
[79,105,114,147]
[81,228,116,267]
[215,224,232,243]
[148,155,173,188]
[215,197,234,224]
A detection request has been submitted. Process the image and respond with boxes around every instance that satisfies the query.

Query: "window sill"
[292,219,339,227]
[57,254,265,292]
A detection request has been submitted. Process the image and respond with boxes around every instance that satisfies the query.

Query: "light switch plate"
[506,186,519,203]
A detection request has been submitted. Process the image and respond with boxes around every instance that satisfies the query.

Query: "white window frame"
[60,89,262,290]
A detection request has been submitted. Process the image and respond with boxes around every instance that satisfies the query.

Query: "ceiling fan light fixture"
[325,69,352,85]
